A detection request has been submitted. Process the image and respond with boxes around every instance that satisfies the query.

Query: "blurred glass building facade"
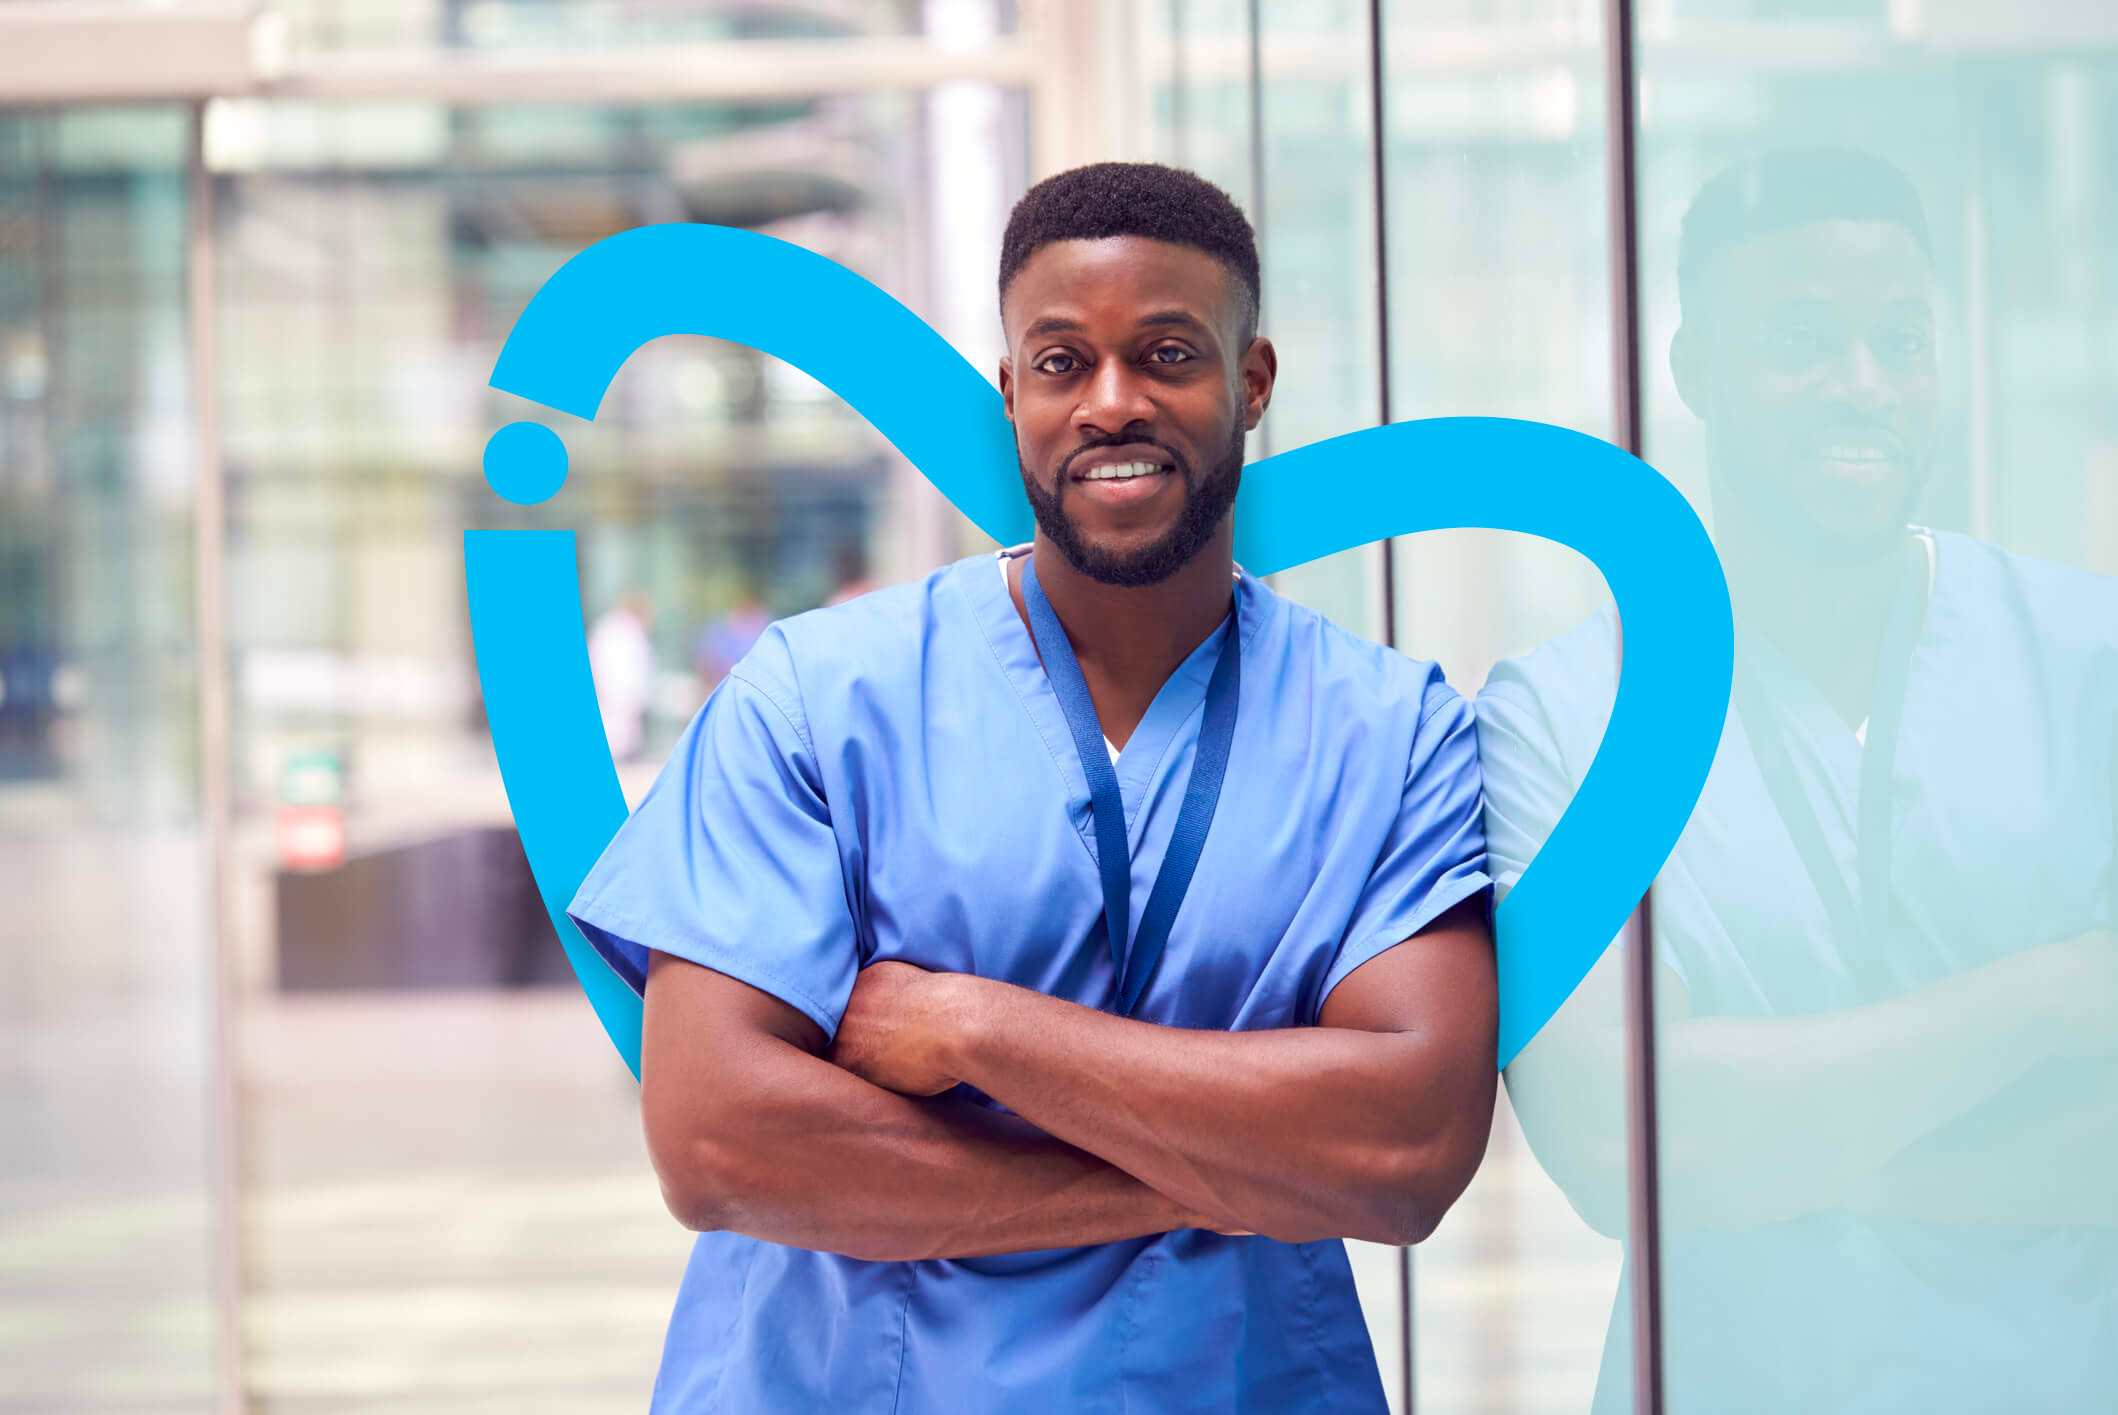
[3,1,2115,1411]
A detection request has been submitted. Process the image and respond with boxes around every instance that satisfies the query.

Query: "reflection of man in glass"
[1478,149,2117,1412]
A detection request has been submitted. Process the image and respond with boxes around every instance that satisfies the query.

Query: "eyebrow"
[1879,295,1936,318]
[1135,308,1209,332]
[1022,308,1212,341]
[1023,315,1083,339]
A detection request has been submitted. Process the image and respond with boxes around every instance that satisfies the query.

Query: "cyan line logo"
[465,223,1732,1079]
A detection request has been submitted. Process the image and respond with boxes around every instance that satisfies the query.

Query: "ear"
[998,356,1015,423]
[1669,324,1712,423]
[1240,337,1277,431]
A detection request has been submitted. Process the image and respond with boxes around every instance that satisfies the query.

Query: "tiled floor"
[5,822,1617,1412]
[2,823,221,1414]
[240,992,686,1414]
[236,991,1618,1413]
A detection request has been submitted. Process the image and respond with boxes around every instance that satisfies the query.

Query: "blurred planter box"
[274,825,573,991]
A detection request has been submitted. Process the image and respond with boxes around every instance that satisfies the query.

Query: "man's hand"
[836,961,1261,1233]
[642,953,1238,1259]
[2041,930,2118,1057]
[901,899,1499,1246]
[830,960,963,1096]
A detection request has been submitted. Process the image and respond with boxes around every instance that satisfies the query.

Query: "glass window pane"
[215,86,982,1409]
[1251,0,1386,642]
[0,105,219,1411]
[1252,3,1406,1397]
[1139,0,1259,215]
[1374,6,1635,1414]
[1147,1,1384,630]
[1634,7,2118,1412]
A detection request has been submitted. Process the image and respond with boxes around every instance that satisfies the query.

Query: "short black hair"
[1678,148,1932,324]
[999,162,1261,340]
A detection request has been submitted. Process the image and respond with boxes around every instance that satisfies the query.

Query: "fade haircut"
[999,162,1262,342]
[1678,148,1933,326]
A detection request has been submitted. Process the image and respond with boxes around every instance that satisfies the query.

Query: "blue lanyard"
[1019,554,1241,1016]
[1730,536,1928,985]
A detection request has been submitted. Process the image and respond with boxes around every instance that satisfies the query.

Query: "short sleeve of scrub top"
[1470,614,1685,988]
[1317,680,1494,1010]
[567,628,859,1038]
[1475,650,1591,900]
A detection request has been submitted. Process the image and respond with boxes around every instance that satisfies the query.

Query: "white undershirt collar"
[1853,527,1937,746]
[998,552,1120,761]
[997,544,1243,764]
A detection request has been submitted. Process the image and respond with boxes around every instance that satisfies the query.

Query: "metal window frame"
[185,97,244,1415]
[1599,0,1667,1409]
[1358,3,1413,1409]
[0,11,1045,106]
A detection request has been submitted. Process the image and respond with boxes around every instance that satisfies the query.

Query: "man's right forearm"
[648,1039,1202,1262]
[1652,963,2062,1227]
[1660,927,2110,1214]
[1837,1062,2118,1228]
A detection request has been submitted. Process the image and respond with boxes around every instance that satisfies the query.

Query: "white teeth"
[1819,445,1887,462]
[1083,460,1162,481]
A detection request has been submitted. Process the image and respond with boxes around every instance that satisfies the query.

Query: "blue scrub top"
[1476,531,2118,1414]
[569,547,1492,1414]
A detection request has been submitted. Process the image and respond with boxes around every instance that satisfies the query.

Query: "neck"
[1032,527,1237,682]
[1016,527,1237,748]
[1716,514,1912,725]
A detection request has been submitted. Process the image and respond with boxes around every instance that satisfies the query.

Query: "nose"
[1075,356,1157,441]
[1833,338,1897,418]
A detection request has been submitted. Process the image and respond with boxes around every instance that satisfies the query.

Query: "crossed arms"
[1504,926,2118,1236]
[638,895,1496,1263]
[1477,669,2118,1236]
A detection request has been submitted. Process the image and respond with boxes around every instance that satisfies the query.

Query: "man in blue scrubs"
[568,162,1499,1412]
[1479,149,2117,1411]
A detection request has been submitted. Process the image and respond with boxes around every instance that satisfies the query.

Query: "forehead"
[1002,236,1237,339]
[1706,218,1934,314]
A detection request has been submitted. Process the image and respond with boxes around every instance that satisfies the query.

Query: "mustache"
[1797,419,1908,458]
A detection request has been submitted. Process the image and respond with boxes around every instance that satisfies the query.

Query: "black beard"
[1020,418,1245,588]
[1717,451,1934,570]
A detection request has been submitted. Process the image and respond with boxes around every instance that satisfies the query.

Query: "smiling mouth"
[1817,444,1892,464]
[1077,460,1169,483]
[1810,443,1904,488]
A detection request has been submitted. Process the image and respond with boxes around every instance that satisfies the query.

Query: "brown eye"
[1760,321,1836,374]
[1035,352,1083,375]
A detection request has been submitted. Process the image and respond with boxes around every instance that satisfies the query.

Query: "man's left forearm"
[927,975,1490,1245]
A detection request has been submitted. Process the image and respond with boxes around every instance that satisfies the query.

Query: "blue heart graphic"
[467,223,1732,1078]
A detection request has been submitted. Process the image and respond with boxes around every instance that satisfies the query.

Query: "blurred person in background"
[565,162,1499,1413]
[1479,148,2118,1413]
[588,589,657,764]
[691,583,771,698]
[823,538,877,606]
